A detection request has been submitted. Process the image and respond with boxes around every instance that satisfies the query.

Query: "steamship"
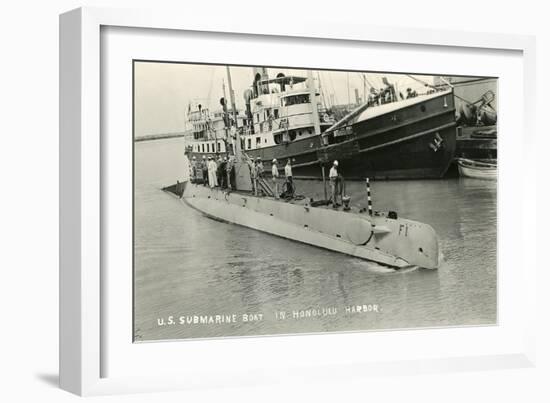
[186,68,457,180]
[185,68,333,168]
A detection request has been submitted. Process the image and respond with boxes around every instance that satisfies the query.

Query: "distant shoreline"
[135,133,188,142]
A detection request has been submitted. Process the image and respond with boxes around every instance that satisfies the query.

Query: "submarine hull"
[174,182,439,269]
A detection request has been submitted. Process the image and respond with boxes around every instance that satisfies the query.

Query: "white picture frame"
[60,6,537,396]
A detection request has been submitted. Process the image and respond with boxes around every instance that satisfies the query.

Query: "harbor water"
[134,137,497,341]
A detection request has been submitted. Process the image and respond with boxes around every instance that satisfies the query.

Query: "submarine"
[162,66,440,270]
[164,151,440,270]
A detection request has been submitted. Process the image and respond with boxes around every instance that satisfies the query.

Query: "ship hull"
[318,91,457,180]
[316,124,456,180]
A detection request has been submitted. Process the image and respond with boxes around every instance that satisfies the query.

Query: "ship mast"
[307,70,321,136]
[226,65,252,192]
[221,79,229,152]
[225,65,241,157]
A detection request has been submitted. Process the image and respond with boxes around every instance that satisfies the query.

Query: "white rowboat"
[457,158,497,180]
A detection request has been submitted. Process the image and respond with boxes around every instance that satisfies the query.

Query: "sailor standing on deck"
[190,156,197,181]
[229,156,237,190]
[285,159,293,181]
[208,156,218,188]
[206,156,212,187]
[329,160,340,208]
[225,156,233,190]
[213,157,219,187]
[271,159,279,198]
[284,159,294,196]
[216,155,223,187]
[250,158,257,195]
[220,157,228,189]
[256,157,264,178]
[201,156,208,186]
[255,157,264,196]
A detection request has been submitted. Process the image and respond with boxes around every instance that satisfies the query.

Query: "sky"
[133,62,442,138]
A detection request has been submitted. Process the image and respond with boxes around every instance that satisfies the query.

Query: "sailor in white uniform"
[271,159,279,198]
[284,159,294,197]
[207,157,218,188]
[329,160,340,207]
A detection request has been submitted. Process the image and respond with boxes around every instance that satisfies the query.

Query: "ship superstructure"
[241,68,334,150]
[186,68,335,168]
[185,100,248,157]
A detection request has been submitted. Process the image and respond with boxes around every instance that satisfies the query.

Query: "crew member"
[220,157,228,189]
[191,156,197,181]
[208,156,218,188]
[285,159,293,180]
[256,157,264,178]
[329,160,340,208]
[201,156,208,186]
[216,155,223,187]
[271,159,279,198]
[229,156,236,190]
[368,88,378,106]
[255,157,263,196]
[283,158,294,197]
[214,157,220,187]
[250,158,257,195]
[379,88,385,104]
[225,156,233,190]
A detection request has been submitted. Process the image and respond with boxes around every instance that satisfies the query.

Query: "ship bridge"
[241,71,330,150]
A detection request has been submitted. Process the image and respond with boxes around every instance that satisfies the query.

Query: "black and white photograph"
[133,62,497,342]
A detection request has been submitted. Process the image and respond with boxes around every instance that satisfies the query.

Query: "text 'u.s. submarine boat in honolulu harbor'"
[163,67,441,270]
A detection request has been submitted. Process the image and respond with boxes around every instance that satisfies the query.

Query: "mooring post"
[366,178,373,216]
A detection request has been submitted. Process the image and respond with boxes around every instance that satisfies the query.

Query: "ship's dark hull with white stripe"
[315,91,457,180]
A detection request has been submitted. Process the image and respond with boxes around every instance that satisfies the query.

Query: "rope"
[406,74,436,89]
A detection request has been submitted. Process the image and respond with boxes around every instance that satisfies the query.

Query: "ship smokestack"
[276,72,286,92]
[252,67,269,96]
